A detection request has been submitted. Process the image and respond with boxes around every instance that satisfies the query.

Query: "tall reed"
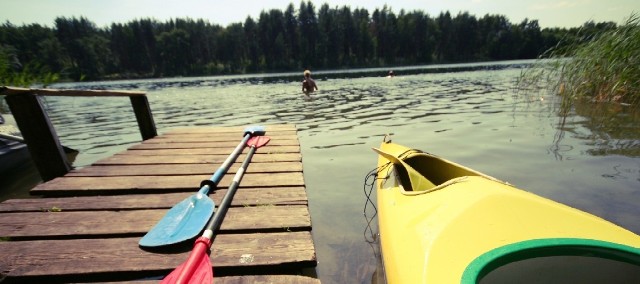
[519,15,640,111]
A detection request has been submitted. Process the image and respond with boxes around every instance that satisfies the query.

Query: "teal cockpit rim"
[461,238,640,283]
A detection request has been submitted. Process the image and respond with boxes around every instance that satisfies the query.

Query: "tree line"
[0,1,617,82]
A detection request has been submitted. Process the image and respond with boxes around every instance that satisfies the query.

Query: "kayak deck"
[0,125,318,283]
[374,141,640,283]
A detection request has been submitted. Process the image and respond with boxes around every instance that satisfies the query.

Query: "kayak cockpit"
[463,238,640,283]
[399,152,480,188]
[374,141,495,192]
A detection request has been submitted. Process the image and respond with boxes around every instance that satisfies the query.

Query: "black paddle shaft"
[204,145,257,239]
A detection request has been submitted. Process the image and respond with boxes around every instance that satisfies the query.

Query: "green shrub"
[1,44,59,87]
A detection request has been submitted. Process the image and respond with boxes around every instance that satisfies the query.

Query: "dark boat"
[1,113,78,177]
[0,113,31,174]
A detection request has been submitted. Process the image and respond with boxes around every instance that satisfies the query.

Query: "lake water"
[3,60,640,283]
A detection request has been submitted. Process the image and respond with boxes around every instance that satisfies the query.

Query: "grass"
[518,14,640,112]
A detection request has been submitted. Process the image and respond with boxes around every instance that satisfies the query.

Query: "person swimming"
[302,70,318,94]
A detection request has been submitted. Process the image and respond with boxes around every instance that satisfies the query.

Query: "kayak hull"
[374,141,640,283]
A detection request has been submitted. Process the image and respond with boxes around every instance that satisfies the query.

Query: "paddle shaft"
[198,130,257,195]
[198,126,265,192]
[139,126,264,247]
[209,144,255,238]
[173,143,260,284]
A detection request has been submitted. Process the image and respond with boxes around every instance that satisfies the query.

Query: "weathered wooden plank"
[117,145,300,155]
[144,134,300,143]
[93,275,320,284]
[0,205,310,239]
[216,275,320,284]
[31,173,305,195]
[158,130,297,142]
[131,140,300,149]
[164,124,297,134]
[0,231,316,282]
[105,275,321,284]
[163,127,298,139]
[92,275,320,284]
[66,162,302,177]
[93,153,301,165]
[0,187,308,212]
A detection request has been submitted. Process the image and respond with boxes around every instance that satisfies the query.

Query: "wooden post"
[129,96,157,140]
[5,93,71,181]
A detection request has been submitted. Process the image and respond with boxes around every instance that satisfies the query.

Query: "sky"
[2,0,639,29]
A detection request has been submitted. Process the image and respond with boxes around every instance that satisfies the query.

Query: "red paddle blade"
[248,136,270,148]
[162,238,213,284]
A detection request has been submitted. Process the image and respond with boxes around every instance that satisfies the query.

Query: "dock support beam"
[2,87,157,182]
[130,96,157,140]
[5,93,71,181]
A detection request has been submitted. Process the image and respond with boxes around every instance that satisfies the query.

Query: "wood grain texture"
[0,205,310,239]
[131,140,300,149]
[31,172,304,195]
[0,187,308,212]
[0,232,315,279]
[117,146,301,155]
[91,153,302,165]
[65,162,302,176]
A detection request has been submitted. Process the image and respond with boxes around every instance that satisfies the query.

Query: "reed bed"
[519,15,640,112]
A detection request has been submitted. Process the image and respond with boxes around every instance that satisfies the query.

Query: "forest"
[0,1,617,82]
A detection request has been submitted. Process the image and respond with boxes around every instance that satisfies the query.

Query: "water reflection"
[573,100,640,157]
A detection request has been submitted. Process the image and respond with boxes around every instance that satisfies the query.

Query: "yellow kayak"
[373,139,640,283]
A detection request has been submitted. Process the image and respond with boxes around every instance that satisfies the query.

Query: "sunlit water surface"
[4,61,640,283]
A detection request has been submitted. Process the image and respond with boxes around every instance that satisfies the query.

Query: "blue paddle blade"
[243,125,265,136]
[139,193,215,247]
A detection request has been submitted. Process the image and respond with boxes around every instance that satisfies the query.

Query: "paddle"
[139,126,265,247]
[161,136,270,284]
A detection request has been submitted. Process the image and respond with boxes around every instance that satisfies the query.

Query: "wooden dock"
[0,124,318,283]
